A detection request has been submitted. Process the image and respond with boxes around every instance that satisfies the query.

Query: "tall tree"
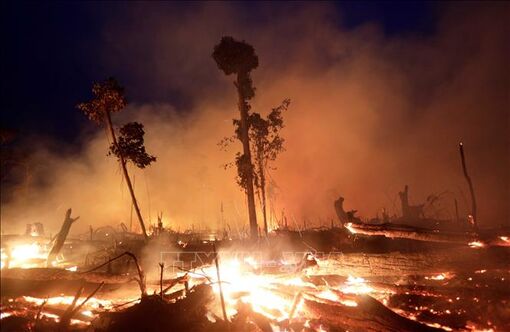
[213,37,259,239]
[77,78,155,242]
[249,99,290,235]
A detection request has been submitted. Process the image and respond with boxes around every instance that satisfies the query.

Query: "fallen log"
[309,250,510,277]
[302,292,440,331]
[1,267,186,298]
[345,222,510,247]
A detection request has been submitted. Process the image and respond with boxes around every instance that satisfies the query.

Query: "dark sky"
[0,1,437,144]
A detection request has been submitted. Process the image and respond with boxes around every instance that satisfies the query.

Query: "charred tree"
[459,142,478,230]
[334,196,361,225]
[77,78,155,242]
[213,37,259,239]
[47,208,79,266]
[398,185,424,220]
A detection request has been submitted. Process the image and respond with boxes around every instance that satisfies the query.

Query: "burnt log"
[302,292,439,331]
[0,267,186,297]
[309,249,510,277]
[345,222,510,247]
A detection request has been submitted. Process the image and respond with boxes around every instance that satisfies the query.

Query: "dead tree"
[213,37,259,239]
[47,208,79,266]
[398,185,424,220]
[459,142,478,230]
[334,196,361,225]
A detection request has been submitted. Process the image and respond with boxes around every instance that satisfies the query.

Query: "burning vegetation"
[1,26,509,332]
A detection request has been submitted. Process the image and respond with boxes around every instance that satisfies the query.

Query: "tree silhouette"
[249,99,290,235]
[213,36,259,239]
[109,122,156,169]
[77,78,154,241]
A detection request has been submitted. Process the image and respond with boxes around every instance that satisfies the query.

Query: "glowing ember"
[425,272,454,281]
[340,275,373,294]
[23,295,116,310]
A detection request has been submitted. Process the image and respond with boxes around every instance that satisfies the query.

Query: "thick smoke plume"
[1,3,508,235]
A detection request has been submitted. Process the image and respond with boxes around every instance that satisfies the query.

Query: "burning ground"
[1,227,510,331]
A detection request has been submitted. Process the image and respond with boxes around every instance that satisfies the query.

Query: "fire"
[0,239,72,269]
[340,275,373,294]
[425,272,455,281]
[23,295,114,309]
[0,249,6,269]
[468,241,486,248]
[183,255,379,323]
[0,294,139,327]
[1,312,12,319]
[2,252,505,331]
[1,242,50,269]
[344,222,357,234]
[192,258,295,320]
[316,289,358,307]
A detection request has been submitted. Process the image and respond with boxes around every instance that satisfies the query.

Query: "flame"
[1,242,50,269]
[1,312,12,319]
[3,254,496,331]
[184,256,376,322]
[316,289,358,307]
[0,249,6,269]
[468,241,486,248]
[425,272,454,281]
[340,275,373,294]
[0,239,72,269]
[344,223,357,234]
[23,295,116,310]
[193,258,294,320]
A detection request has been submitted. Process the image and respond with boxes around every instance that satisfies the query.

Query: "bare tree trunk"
[261,175,268,236]
[459,142,477,230]
[47,209,79,266]
[258,157,268,236]
[213,243,228,322]
[105,111,149,242]
[236,72,258,239]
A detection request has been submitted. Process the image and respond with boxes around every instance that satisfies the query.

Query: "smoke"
[1,2,508,235]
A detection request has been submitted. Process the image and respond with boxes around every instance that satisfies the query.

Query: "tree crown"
[109,122,156,169]
[212,36,259,75]
[77,77,126,124]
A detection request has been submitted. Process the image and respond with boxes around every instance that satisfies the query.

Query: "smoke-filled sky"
[1,2,508,235]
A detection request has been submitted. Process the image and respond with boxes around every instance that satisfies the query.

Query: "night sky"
[1,1,437,144]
